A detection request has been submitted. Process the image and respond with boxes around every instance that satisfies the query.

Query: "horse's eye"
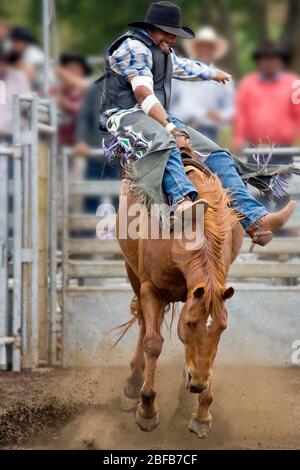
[186,320,196,329]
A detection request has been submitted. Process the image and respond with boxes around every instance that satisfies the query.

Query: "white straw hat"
[185,26,229,61]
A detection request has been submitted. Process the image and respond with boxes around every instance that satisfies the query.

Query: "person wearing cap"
[234,40,300,210]
[99,2,296,247]
[234,40,300,153]
[170,26,235,143]
[53,53,92,147]
[8,26,44,90]
[0,44,30,144]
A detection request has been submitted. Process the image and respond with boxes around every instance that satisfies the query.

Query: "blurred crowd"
[1,17,300,179]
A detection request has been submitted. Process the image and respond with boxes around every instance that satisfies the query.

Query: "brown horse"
[116,163,244,438]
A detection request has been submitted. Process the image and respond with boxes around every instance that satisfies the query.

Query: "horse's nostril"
[189,384,207,394]
[187,371,192,383]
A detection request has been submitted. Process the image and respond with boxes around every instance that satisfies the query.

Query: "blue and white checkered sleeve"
[109,38,153,80]
[171,51,216,81]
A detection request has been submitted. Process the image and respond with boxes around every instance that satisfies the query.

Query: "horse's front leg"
[189,383,213,439]
[136,281,164,432]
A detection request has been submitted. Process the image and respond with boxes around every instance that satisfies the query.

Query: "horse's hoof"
[189,416,212,439]
[119,388,141,412]
[136,408,159,432]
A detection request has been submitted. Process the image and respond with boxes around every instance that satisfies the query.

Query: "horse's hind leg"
[121,297,146,410]
[189,383,213,439]
[136,281,165,432]
[121,264,145,411]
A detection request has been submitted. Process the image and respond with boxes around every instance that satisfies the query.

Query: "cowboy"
[99,1,296,246]
[170,26,235,143]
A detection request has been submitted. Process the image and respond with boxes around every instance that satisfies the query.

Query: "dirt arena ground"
[0,363,299,450]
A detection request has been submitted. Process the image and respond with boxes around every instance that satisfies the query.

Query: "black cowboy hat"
[252,40,291,63]
[128,1,194,39]
[59,53,92,77]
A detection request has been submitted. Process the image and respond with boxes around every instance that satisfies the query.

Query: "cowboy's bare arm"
[128,78,169,126]
[129,80,190,150]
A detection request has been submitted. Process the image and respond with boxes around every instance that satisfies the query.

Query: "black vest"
[98,30,173,115]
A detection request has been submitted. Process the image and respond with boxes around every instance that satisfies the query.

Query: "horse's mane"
[175,169,238,318]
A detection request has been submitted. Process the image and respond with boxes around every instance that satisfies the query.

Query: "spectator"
[52,53,92,215]
[8,26,44,91]
[74,82,102,155]
[75,82,121,213]
[170,27,235,143]
[0,44,30,145]
[0,18,10,43]
[234,40,300,152]
[53,53,91,147]
[234,40,300,210]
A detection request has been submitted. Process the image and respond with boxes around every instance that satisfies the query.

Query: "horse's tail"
[108,295,139,349]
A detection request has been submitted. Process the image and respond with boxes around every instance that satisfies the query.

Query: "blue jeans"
[162,147,198,204]
[162,113,268,230]
[162,113,198,205]
[205,151,268,230]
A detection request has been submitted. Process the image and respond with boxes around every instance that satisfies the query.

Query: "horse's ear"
[222,286,235,300]
[193,286,205,299]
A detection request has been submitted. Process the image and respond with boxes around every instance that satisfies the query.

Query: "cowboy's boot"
[247,200,297,246]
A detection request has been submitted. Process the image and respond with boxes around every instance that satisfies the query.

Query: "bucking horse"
[115,154,244,439]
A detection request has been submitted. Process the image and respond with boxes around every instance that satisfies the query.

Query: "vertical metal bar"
[21,145,32,369]
[43,0,50,96]
[12,95,22,371]
[30,94,40,368]
[48,98,58,365]
[61,148,69,367]
[0,153,8,370]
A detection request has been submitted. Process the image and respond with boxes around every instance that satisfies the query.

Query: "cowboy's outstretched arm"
[171,52,231,84]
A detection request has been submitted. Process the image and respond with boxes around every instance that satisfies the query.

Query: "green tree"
[1,0,300,75]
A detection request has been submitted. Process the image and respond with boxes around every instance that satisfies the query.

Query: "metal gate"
[0,94,57,371]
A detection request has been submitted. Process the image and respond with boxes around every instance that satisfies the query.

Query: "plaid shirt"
[109,30,216,82]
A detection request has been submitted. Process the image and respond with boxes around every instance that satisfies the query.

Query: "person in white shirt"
[0,45,30,143]
[8,26,45,92]
[170,26,235,143]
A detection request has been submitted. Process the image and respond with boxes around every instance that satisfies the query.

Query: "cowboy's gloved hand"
[171,128,192,151]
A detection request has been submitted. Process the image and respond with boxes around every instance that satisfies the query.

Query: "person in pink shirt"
[234,41,300,152]
[234,41,300,209]
[0,18,10,43]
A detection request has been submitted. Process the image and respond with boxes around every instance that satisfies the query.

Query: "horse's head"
[177,284,234,393]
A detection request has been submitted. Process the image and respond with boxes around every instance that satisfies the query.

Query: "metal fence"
[61,148,300,285]
[0,94,57,371]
